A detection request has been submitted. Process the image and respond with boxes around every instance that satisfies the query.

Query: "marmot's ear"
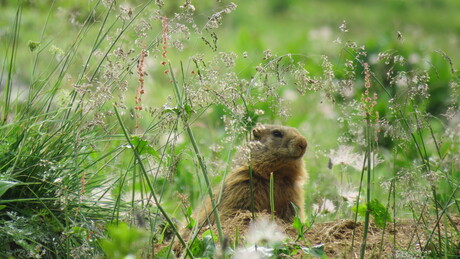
[252,128,262,140]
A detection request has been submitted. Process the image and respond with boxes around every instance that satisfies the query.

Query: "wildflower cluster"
[360,63,379,124]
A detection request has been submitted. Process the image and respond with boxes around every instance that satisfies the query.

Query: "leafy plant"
[353,199,393,229]
[99,223,148,259]
[188,230,217,258]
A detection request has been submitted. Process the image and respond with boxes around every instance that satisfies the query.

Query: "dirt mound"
[203,211,460,258]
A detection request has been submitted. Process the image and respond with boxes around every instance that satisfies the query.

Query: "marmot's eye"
[272,130,283,138]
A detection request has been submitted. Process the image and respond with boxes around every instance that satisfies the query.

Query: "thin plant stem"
[378,178,394,259]
[360,116,372,259]
[270,172,275,221]
[249,160,255,221]
[89,1,154,82]
[168,62,224,246]
[392,148,397,258]
[114,106,193,258]
[240,94,255,221]
[217,136,236,204]
[30,0,56,87]
[351,151,368,251]
[412,107,443,253]
[2,1,21,124]
[423,184,460,252]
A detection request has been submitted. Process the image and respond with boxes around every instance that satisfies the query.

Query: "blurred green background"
[2,0,460,79]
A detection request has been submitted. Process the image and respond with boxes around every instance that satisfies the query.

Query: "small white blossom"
[313,199,336,215]
[233,246,272,259]
[339,189,360,207]
[329,145,382,171]
[339,20,348,32]
[254,109,265,116]
[246,217,286,246]
[329,145,363,170]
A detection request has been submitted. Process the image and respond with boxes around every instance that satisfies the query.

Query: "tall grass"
[0,1,162,257]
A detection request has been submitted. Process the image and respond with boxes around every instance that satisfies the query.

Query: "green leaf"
[188,231,217,257]
[189,238,205,256]
[71,226,89,240]
[186,217,196,229]
[201,230,217,241]
[368,199,392,229]
[292,216,304,235]
[185,206,196,229]
[183,104,193,118]
[162,104,193,118]
[300,244,326,257]
[0,180,18,198]
[352,203,367,217]
[201,235,216,257]
[28,40,40,52]
[156,244,175,259]
[131,136,159,158]
[99,223,148,259]
[352,199,392,229]
[291,202,306,240]
[162,105,180,115]
[186,205,193,216]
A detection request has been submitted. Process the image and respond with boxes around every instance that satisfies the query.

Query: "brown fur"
[197,124,308,225]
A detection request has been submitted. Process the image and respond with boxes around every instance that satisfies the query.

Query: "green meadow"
[1,0,459,258]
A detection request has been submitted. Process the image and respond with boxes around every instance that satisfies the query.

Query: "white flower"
[318,101,336,119]
[254,109,265,116]
[282,89,298,101]
[329,145,363,170]
[339,189,360,207]
[313,199,336,215]
[339,20,348,32]
[329,145,381,171]
[233,246,272,259]
[246,217,286,246]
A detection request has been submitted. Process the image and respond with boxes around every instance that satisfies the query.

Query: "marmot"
[197,124,308,226]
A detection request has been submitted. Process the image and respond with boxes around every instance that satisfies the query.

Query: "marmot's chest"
[252,177,299,208]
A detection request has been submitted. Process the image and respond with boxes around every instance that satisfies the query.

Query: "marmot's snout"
[290,136,307,158]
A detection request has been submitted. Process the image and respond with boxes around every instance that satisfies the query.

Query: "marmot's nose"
[298,138,307,151]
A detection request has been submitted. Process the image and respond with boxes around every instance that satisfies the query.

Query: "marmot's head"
[252,124,307,159]
[241,124,307,179]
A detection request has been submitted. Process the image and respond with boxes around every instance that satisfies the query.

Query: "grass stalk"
[248,162,256,221]
[412,107,443,254]
[351,151,368,251]
[378,178,394,258]
[270,172,275,221]
[239,94,256,221]
[89,0,154,81]
[423,184,459,252]
[2,2,21,124]
[217,136,236,204]
[360,116,372,259]
[168,62,224,247]
[392,148,397,257]
[113,106,193,258]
